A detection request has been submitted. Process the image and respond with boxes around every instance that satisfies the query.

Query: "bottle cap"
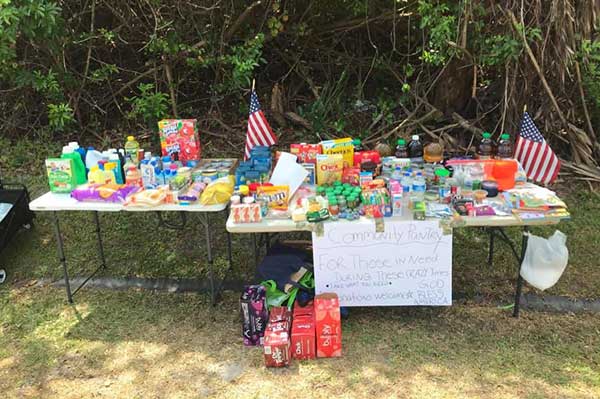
[482,132,491,139]
[90,165,99,171]
[412,135,419,141]
[501,134,510,140]
[435,168,450,177]
[68,142,79,149]
[127,136,135,141]
[353,138,361,146]
[162,156,171,162]
[62,146,71,154]
[397,139,406,146]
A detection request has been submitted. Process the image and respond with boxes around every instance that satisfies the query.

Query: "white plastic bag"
[520,230,569,291]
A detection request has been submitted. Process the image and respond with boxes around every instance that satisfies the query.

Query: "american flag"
[244,90,277,160]
[514,112,561,185]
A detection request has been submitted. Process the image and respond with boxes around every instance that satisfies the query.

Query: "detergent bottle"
[68,142,87,165]
[85,147,103,172]
[88,165,111,184]
[61,145,87,184]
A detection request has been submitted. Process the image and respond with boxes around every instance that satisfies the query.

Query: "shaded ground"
[1,287,599,399]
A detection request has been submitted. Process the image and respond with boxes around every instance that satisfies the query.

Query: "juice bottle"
[407,135,424,165]
[395,139,409,158]
[125,165,143,187]
[61,145,87,185]
[477,132,495,159]
[124,136,140,164]
[496,134,513,159]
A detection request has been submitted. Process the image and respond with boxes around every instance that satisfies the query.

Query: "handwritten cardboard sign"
[312,220,452,306]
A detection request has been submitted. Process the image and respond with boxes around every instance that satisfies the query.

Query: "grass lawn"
[1,136,599,398]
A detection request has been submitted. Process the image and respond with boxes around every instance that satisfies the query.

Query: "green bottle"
[61,145,87,185]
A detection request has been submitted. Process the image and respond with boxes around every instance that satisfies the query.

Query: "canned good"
[202,169,218,183]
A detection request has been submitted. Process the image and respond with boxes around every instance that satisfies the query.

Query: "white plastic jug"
[520,230,569,291]
[85,147,103,171]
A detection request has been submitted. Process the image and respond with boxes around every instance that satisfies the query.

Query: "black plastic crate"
[0,181,34,254]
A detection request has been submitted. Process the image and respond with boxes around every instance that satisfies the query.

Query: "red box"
[158,119,201,163]
[354,150,381,166]
[314,293,342,358]
[291,315,316,360]
[293,301,314,318]
[342,167,361,186]
[291,143,322,164]
[269,306,292,324]
[263,329,291,367]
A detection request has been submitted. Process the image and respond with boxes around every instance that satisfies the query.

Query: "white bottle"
[411,172,426,202]
[85,147,104,171]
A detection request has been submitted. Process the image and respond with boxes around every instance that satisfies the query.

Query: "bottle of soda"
[496,133,513,159]
[408,135,424,164]
[395,139,409,158]
[477,132,495,160]
[352,138,364,152]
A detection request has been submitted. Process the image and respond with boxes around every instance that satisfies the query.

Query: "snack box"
[264,328,291,367]
[302,163,316,185]
[314,293,342,358]
[46,158,77,193]
[231,203,262,223]
[320,138,354,168]
[290,143,322,164]
[316,154,344,185]
[354,150,381,166]
[158,119,201,163]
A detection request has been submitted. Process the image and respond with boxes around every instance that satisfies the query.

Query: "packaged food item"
[290,143,322,164]
[46,158,77,193]
[342,167,361,186]
[125,187,171,207]
[320,138,354,167]
[178,182,207,204]
[302,163,316,185]
[264,307,292,367]
[231,203,262,223]
[314,293,342,358]
[316,154,344,185]
[199,176,234,205]
[291,316,316,360]
[240,285,269,346]
[158,119,201,164]
[72,184,140,203]
[354,150,381,166]
[257,185,290,211]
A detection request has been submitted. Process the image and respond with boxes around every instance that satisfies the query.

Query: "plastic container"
[411,172,426,202]
[68,142,87,165]
[408,135,424,164]
[401,172,412,195]
[140,160,157,189]
[395,139,409,158]
[83,148,101,175]
[497,134,513,159]
[125,165,143,187]
[477,132,495,160]
[61,146,87,185]
[424,142,443,163]
[88,165,111,185]
[124,136,140,164]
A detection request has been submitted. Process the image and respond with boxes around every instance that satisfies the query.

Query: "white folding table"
[227,208,568,317]
[30,192,232,304]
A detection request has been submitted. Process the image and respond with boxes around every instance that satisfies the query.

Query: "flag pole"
[252,79,256,92]
[523,104,527,113]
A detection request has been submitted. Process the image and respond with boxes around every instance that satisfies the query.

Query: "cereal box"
[158,119,201,163]
[320,138,354,168]
[290,143,322,164]
[316,154,344,185]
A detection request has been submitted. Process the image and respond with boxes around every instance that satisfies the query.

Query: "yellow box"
[320,138,354,168]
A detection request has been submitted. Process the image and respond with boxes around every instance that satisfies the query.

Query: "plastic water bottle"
[391,166,403,183]
[411,172,426,202]
[162,156,172,171]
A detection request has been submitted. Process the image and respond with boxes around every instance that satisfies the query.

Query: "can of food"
[202,169,218,183]
[178,167,192,180]
[192,170,204,182]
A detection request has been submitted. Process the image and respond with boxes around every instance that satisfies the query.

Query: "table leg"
[203,212,216,305]
[52,212,72,304]
[93,211,107,270]
[252,233,259,268]
[487,228,495,267]
[513,226,529,318]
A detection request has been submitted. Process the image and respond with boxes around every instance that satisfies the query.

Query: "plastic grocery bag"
[199,176,234,205]
[520,230,569,291]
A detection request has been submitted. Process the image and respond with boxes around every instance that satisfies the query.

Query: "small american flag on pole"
[514,112,561,185]
[244,89,277,160]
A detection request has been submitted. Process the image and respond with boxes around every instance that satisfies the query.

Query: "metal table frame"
[228,216,563,318]
[31,192,233,305]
